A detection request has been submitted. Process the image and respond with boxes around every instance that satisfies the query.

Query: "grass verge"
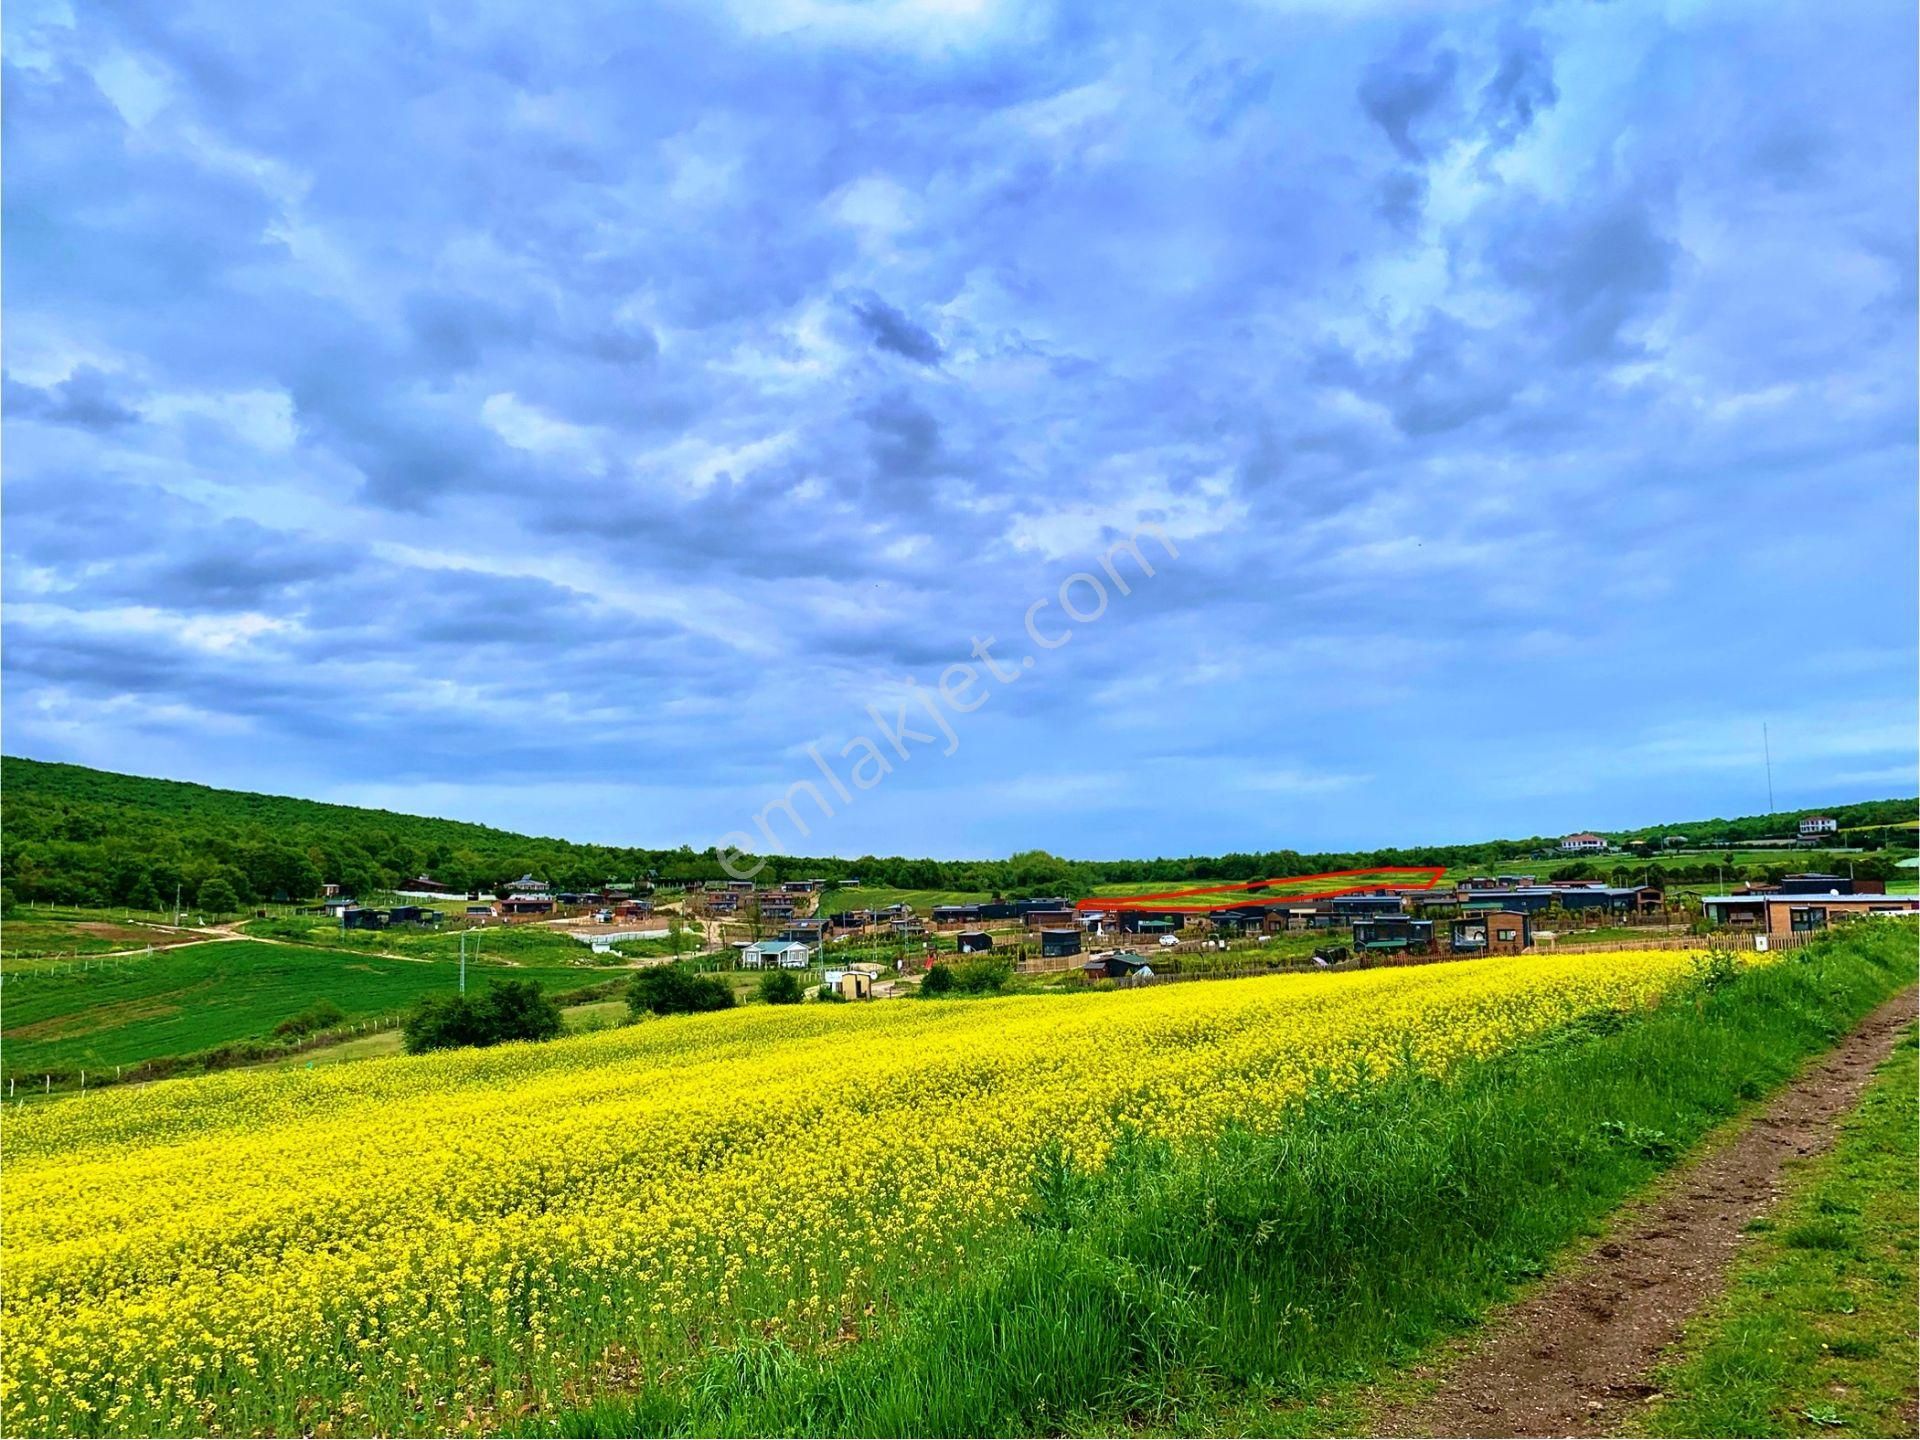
[1631,1021,1918,1438]
[536,923,1916,1438]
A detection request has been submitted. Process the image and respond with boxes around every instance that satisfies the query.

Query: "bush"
[403,994,484,1054]
[273,999,347,1040]
[475,978,564,1044]
[403,979,564,1054]
[920,963,956,996]
[757,969,804,1005]
[952,959,1013,995]
[629,965,736,1018]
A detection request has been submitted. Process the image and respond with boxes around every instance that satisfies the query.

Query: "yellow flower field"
[2,949,1724,1435]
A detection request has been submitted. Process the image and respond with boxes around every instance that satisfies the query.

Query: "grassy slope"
[539,924,1917,1439]
[822,885,992,913]
[0,912,200,962]
[0,940,622,1078]
[1634,1025,1919,1438]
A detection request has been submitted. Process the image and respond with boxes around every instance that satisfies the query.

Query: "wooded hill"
[1,755,1912,910]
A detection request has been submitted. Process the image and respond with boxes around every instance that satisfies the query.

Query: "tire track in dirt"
[1377,984,1919,1439]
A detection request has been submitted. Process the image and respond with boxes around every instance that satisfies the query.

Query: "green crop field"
[821,885,993,913]
[0,939,625,1081]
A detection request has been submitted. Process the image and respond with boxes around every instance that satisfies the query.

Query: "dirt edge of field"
[1375,983,1920,1439]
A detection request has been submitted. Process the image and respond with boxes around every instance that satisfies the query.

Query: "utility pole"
[1763,722,1775,814]
[459,930,467,995]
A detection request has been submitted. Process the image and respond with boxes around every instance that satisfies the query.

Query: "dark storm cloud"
[849,292,945,366]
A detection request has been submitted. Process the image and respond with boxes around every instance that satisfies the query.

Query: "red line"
[1078,866,1445,913]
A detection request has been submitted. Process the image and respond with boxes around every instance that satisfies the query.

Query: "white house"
[742,939,813,970]
[1798,815,1838,839]
[1559,833,1607,853]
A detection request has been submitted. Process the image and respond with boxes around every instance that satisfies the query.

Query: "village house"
[1559,833,1608,853]
[1040,927,1082,958]
[741,939,813,970]
[1699,891,1916,934]
[1078,950,1153,981]
[1450,911,1531,955]
[1797,814,1839,840]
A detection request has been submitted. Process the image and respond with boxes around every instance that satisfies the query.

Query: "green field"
[0,939,626,1081]
[1636,1025,1919,1438]
[239,913,694,961]
[822,885,992,914]
[1,909,203,962]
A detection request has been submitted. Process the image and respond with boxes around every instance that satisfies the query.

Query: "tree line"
[4,756,1911,912]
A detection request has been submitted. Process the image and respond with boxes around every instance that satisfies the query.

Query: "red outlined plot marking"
[1079,866,1446,913]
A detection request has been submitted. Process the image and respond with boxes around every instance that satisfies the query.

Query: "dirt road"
[1378,986,1919,1438]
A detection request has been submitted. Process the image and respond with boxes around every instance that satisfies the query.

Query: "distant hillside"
[1610,799,1915,846]
[1,756,1912,910]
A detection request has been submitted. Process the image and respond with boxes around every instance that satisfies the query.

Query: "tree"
[757,968,804,1005]
[403,994,485,1054]
[196,877,240,915]
[628,965,735,1017]
[402,979,564,1054]
[474,978,564,1044]
[921,962,956,996]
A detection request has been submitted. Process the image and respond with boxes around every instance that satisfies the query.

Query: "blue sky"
[3,0,1915,860]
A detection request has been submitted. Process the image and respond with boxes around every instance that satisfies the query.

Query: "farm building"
[742,939,814,969]
[1328,892,1407,920]
[1698,893,1917,934]
[1456,884,1658,916]
[498,895,554,917]
[396,875,462,899]
[956,930,994,954]
[823,963,881,999]
[1772,873,1882,896]
[1040,928,1082,958]
[1351,916,1436,953]
[931,904,983,926]
[1116,910,1185,935]
[1023,907,1078,930]
[1450,911,1530,955]
[1079,951,1154,981]
[781,918,831,945]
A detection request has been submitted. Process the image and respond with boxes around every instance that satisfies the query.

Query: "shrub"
[920,963,956,996]
[403,994,485,1054]
[952,959,1013,995]
[758,969,804,1005]
[473,978,564,1044]
[628,965,736,1018]
[273,999,347,1040]
[402,979,563,1054]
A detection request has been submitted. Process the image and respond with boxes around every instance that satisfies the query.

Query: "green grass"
[0,911,201,962]
[239,913,697,962]
[822,885,992,914]
[1633,1025,1919,1438]
[0,939,624,1081]
[535,923,1917,1438]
